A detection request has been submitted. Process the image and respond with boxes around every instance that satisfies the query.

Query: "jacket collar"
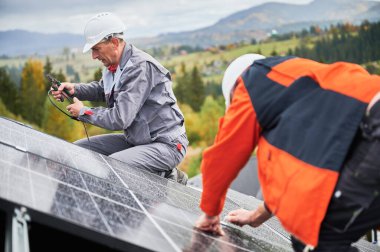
[119,43,132,70]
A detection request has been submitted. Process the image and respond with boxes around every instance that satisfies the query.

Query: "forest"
[0,20,379,177]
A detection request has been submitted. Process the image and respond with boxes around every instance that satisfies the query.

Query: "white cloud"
[2,0,378,38]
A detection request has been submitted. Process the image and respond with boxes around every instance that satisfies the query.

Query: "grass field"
[0,37,300,84]
[163,37,299,72]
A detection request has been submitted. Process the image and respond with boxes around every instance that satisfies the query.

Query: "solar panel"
[0,117,378,252]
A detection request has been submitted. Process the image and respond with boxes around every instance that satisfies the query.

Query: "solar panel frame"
[1,117,378,252]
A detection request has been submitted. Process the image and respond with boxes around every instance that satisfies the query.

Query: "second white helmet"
[83,12,126,53]
[222,54,265,109]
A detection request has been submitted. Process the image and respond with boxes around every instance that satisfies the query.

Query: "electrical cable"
[47,90,92,151]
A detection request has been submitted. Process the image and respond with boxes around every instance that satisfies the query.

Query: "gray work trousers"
[74,133,188,176]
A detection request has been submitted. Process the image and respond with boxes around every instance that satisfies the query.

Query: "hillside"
[0,0,379,56]
[132,0,380,47]
[0,21,379,172]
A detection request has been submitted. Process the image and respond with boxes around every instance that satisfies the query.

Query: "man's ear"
[111,37,120,48]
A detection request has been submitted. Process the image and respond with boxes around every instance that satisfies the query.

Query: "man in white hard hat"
[52,12,188,184]
[195,53,266,236]
[221,54,265,109]
[195,54,380,251]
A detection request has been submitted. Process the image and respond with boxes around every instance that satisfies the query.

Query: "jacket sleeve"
[77,62,156,130]
[74,79,105,102]
[200,78,261,216]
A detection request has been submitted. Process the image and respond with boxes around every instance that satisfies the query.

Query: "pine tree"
[43,57,53,89]
[94,67,102,81]
[187,65,205,112]
[91,67,105,107]
[56,69,67,82]
[0,67,18,114]
[270,48,278,56]
[174,62,188,104]
[292,20,380,64]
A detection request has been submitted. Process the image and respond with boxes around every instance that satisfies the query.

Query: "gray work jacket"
[75,44,186,146]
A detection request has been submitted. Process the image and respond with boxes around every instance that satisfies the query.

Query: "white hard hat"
[83,12,126,53]
[222,54,265,109]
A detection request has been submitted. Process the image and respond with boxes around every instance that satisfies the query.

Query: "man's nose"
[92,50,98,60]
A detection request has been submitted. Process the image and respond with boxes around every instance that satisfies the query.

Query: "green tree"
[293,20,380,64]
[0,67,19,114]
[187,65,205,112]
[0,98,14,118]
[174,62,189,104]
[0,98,24,122]
[8,66,22,88]
[175,64,206,112]
[270,47,278,56]
[186,152,203,178]
[42,97,83,142]
[19,60,46,126]
[43,57,53,89]
[179,103,201,145]
[91,67,105,107]
[364,63,380,75]
[56,69,67,82]
[94,67,102,81]
[199,96,224,146]
[205,80,222,98]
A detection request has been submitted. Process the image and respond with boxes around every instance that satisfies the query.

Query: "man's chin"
[99,60,109,67]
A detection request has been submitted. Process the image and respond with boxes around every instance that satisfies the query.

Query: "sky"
[0,0,377,38]
[0,0,316,38]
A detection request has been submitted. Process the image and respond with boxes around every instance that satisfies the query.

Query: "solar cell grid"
[1,117,377,252]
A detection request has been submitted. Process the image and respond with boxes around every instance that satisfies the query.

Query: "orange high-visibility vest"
[242,57,380,246]
[200,56,380,247]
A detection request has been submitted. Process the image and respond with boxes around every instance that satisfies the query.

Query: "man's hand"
[66,97,84,117]
[195,214,224,236]
[225,204,272,228]
[51,82,75,102]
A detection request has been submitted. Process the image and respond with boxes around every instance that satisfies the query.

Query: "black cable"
[47,90,78,120]
[82,121,91,151]
[47,90,92,151]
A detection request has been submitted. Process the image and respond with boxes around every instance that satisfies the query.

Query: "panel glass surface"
[1,117,376,252]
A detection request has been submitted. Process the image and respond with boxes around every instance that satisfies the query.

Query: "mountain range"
[0,0,379,56]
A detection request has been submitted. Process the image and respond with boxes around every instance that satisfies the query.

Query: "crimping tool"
[46,74,73,103]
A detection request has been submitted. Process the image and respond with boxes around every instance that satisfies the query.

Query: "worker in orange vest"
[195,54,380,251]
